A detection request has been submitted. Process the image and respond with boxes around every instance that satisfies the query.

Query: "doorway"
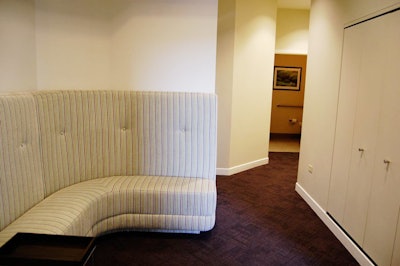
[269,54,307,152]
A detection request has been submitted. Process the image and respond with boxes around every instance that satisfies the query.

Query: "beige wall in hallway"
[275,8,310,55]
[216,0,277,175]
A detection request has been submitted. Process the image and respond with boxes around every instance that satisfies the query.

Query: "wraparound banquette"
[0,90,217,246]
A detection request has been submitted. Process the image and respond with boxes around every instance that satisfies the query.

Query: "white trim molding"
[216,157,269,176]
[295,182,374,266]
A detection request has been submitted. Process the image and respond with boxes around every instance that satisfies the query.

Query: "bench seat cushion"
[0,175,216,246]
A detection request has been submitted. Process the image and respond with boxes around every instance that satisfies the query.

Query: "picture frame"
[273,66,302,91]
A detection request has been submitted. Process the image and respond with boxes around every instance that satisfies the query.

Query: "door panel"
[341,15,386,245]
[362,10,400,266]
[327,25,363,223]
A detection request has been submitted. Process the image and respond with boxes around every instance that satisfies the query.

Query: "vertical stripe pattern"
[0,90,217,245]
[0,175,216,247]
[0,94,45,231]
[34,90,217,196]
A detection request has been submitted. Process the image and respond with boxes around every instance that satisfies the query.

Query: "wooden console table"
[0,233,96,266]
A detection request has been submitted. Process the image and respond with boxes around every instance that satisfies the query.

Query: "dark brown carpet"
[94,152,358,265]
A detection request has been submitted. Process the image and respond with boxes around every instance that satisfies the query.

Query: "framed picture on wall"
[273,66,302,91]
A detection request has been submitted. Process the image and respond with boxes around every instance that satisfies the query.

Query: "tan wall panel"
[270,54,306,134]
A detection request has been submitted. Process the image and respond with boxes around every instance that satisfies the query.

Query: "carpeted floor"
[94,152,358,265]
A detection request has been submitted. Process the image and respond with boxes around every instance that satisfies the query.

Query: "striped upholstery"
[34,91,217,196]
[0,94,45,231]
[0,90,217,247]
[0,179,108,245]
[0,175,216,245]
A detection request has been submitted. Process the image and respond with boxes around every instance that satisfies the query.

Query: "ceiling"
[277,0,311,10]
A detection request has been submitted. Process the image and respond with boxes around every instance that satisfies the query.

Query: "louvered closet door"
[362,10,400,266]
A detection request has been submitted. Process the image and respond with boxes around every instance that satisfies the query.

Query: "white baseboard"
[295,182,374,266]
[216,157,269,176]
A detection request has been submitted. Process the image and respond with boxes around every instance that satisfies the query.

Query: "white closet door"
[362,10,400,266]
[327,25,363,223]
[341,15,386,245]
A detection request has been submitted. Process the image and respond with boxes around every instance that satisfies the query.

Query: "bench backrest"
[34,90,217,196]
[0,90,217,230]
[0,94,45,231]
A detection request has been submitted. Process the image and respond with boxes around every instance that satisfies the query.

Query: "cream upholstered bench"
[0,90,217,247]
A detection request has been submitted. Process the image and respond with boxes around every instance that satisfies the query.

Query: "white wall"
[275,8,310,55]
[110,0,218,92]
[216,0,277,175]
[0,0,218,93]
[35,0,111,90]
[0,0,37,92]
[297,0,344,209]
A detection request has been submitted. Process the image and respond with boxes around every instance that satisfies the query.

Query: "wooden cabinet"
[327,9,400,266]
